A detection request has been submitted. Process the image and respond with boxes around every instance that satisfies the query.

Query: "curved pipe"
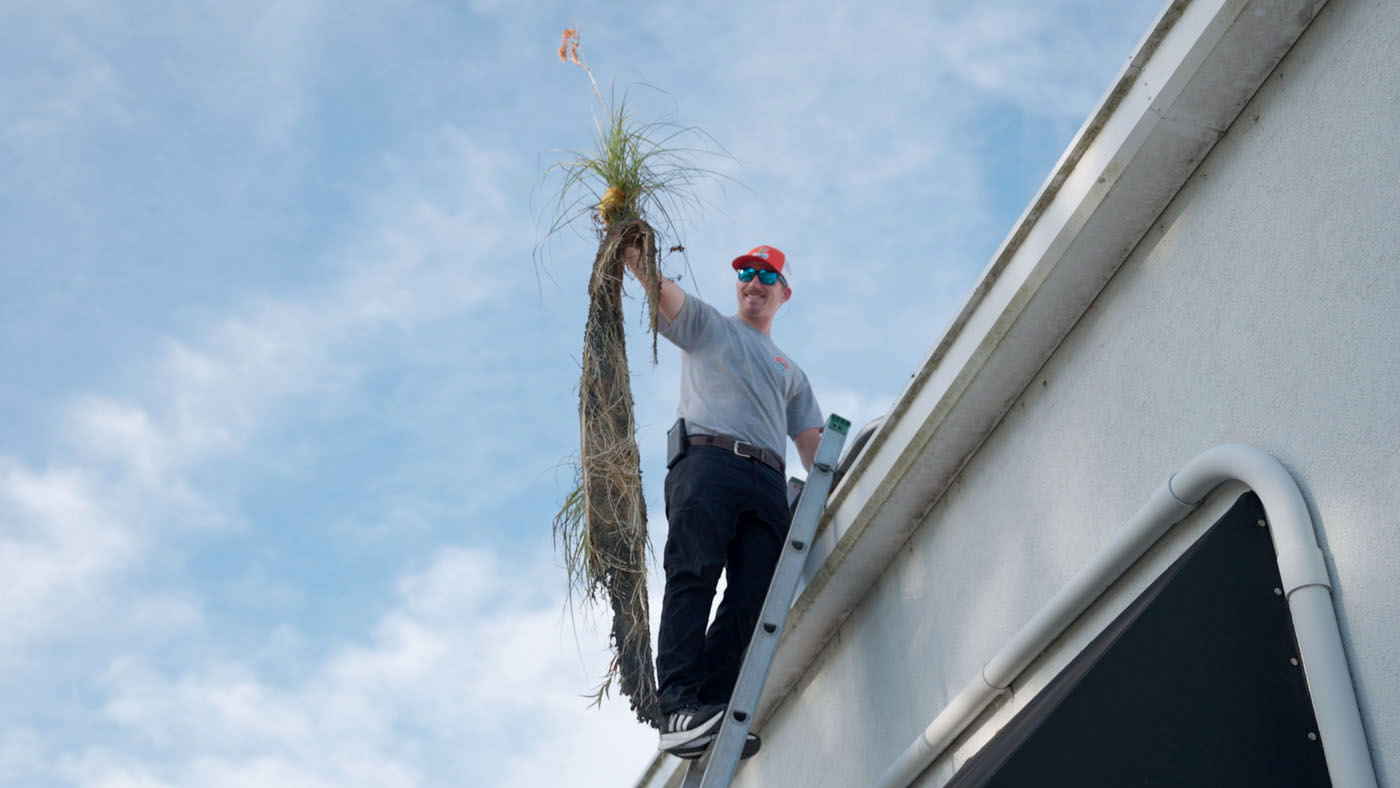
[874,444,1376,788]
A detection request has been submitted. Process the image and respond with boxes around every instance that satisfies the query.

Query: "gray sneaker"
[658,704,725,753]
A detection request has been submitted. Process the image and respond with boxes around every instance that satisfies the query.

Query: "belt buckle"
[732,440,753,460]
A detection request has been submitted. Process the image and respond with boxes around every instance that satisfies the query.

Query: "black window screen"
[946,493,1330,787]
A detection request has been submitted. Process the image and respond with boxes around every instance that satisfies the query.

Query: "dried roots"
[570,218,662,726]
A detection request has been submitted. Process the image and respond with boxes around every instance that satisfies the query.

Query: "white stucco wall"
[731,0,1399,785]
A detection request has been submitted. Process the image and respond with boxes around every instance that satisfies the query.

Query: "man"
[623,243,823,760]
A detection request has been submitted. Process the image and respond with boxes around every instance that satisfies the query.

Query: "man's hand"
[621,244,685,323]
[620,244,644,279]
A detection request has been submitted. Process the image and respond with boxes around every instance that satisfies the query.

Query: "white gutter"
[874,444,1377,788]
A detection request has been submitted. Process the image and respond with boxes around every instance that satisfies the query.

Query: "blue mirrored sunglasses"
[737,267,786,286]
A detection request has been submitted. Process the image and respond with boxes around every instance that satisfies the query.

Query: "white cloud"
[0,462,138,659]
[0,3,132,141]
[938,1,1146,114]
[80,546,653,788]
[0,0,330,215]
[0,112,649,785]
[0,126,513,665]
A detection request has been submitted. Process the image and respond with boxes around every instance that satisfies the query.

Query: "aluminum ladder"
[680,413,850,787]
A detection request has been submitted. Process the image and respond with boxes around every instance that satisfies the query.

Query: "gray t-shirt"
[659,294,823,456]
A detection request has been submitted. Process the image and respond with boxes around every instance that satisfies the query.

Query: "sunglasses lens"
[738,268,780,285]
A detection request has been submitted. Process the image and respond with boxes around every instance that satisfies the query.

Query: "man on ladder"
[622,243,824,762]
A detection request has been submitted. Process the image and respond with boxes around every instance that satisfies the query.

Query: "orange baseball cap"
[731,245,786,274]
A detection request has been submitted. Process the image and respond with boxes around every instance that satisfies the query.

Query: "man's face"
[735,268,791,324]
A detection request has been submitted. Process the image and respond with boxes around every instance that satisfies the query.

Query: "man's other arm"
[794,427,821,472]
[622,245,684,323]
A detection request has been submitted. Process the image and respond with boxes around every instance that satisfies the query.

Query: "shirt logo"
[773,355,790,372]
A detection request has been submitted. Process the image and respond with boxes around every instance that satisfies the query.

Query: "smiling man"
[623,243,823,761]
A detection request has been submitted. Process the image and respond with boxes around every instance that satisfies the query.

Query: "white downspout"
[873,444,1376,788]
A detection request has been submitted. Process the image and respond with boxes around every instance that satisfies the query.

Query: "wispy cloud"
[56,547,650,788]
[0,126,511,667]
[1,0,331,143]
[185,0,332,145]
[0,462,136,658]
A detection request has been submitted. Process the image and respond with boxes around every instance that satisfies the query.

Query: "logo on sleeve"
[772,355,791,373]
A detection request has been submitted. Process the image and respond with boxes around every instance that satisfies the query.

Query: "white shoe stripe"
[658,708,724,750]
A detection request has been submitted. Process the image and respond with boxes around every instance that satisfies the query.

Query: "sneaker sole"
[658,708,724,751]
[670,732,715,759]
[669,732,761,761]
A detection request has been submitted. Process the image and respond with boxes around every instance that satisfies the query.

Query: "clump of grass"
[545,29,725,240]
[543,28,732,729]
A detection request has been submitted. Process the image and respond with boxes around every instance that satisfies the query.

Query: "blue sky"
[2,1,1164,785]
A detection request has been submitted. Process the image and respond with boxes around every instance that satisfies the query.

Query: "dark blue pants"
[656,444,790,715]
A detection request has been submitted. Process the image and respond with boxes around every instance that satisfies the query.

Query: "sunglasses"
[737,267,787,286]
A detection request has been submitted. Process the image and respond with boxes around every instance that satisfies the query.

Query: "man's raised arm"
[622,245,685,323]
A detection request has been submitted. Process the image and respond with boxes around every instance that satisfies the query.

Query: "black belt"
[687,435,784,475]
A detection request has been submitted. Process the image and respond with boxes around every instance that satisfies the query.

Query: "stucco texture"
[735,0,1400,785]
